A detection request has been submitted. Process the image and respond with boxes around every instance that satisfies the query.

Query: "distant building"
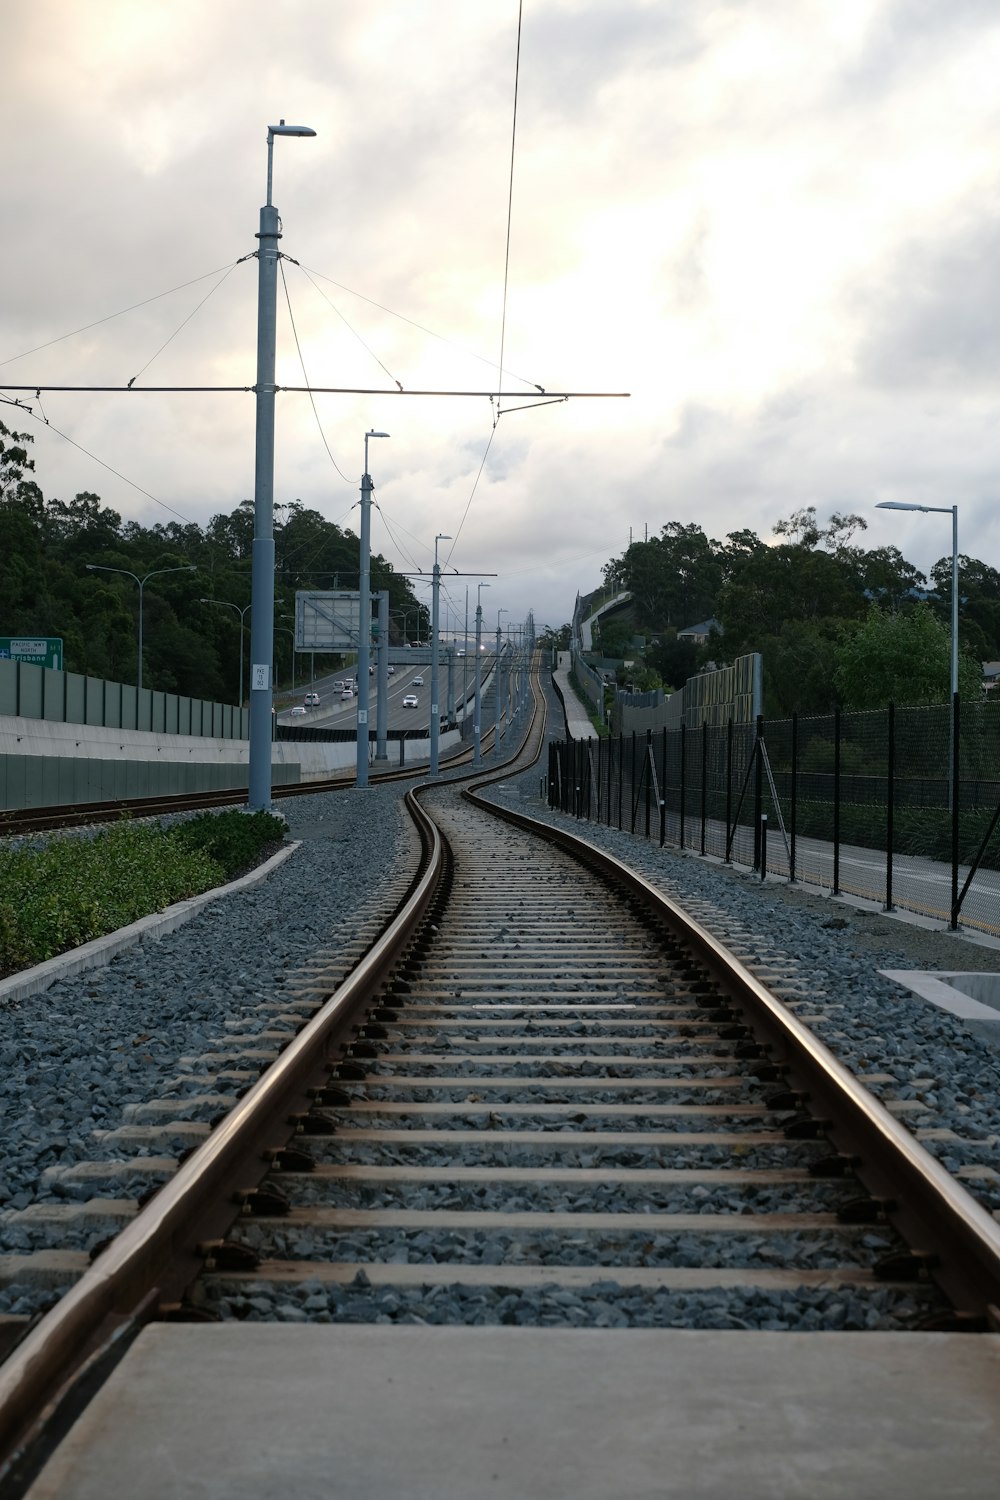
[677,618,722,645]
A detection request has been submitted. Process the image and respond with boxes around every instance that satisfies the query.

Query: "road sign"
[295,591,363,651]
[0,637,64,670]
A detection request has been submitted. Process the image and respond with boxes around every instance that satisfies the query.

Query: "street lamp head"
[269,123,317,138]
[876,501,927,513]
[367,430,390,439]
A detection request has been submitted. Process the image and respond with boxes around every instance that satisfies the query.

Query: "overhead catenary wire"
[0,261,250,369]
[16,403,194,525]
[495,0,524,423]
[126,262,241,388]
[278,258,353,484]
[299,266,406,393]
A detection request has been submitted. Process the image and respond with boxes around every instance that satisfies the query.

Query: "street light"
[86,563,196,692]
[473,582,490,768]
[875,501,959,699]
[494,607,508,757]
[200,598,251,707]
[248,118,316,812]
[357,429,390,789]
[430,532,451,776]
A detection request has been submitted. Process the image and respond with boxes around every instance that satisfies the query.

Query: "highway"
[277,652,497,734]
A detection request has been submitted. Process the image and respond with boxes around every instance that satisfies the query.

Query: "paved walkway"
[553,652,598,740]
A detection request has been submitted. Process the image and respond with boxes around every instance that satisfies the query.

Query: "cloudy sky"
[4,0,1000,635]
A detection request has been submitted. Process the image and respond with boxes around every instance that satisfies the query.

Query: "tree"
[833,604,981,709]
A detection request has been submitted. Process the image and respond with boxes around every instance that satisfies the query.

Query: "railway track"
[3,668,1000,1492]
[0,727,492,838]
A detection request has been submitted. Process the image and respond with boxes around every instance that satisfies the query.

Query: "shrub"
[0,810,286,979]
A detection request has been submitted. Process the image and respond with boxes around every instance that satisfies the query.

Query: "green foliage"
[170,810,286,878]
[833,604,981,709]
[0,811,285,978]
[0,420,426,705]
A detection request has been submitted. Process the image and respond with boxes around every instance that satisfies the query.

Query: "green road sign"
[0,637,64,670]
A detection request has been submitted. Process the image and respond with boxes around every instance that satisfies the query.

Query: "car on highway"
[303,691,320,707]
[388,665,395,675]
[341,687,354,701]
[402,694,418,708]
[288,705,307,717]
[332,680,344,691]
[412,675,424,685]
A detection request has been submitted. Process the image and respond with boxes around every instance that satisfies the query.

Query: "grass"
[0,810,286,980]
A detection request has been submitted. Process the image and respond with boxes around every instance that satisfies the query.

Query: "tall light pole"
[875,501,959,699]
[357,429,390,788]
[248,119,316,812]
[86,563,196,692]
[430,532,451,776]
[494,607,507,757]
[200,598,251,708]
[473,582,489,768]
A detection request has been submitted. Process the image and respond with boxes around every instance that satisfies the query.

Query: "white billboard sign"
[295,591,363,651]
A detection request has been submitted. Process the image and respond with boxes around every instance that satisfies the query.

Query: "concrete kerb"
[0,841,301,1007]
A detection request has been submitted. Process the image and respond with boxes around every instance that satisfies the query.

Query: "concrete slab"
[881,969,1000,1042]
[24,1324,1000,1499]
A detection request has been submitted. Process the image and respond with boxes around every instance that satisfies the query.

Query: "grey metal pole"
[494,610,506,758]
[357,468,372,788]
[357,430,389,788]
[137,578,145,694]
[247,197,280,810]
[248,121,314,812]
[446,646,455,724]
[430,533,450,776]
[463,586,469,715]
[375,590,389,761]
[473,589,487,767]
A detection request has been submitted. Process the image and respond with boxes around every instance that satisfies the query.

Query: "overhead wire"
[16,402,194,524]
[495,0,524,422]
[0,261,248,369]
[442,1,523,572]
[299,266,406,392]
[126,262,240,388]
[298,264,542,392]
[278,258,353,484]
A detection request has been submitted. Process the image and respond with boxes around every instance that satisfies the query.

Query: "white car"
[412,675,424,686]
[303,691,320,707]
[288,705,307,717]
[403,694,418,708]
[341,687,354,701]
[388,665,395,675]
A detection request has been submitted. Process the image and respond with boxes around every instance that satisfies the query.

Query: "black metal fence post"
[618,732,624,830]
[760,813,767,880]
[725,718,733,864]
[659,726,667,847]
[700,722,708,856]
[644,729,652,838]
[951,693,961,929]
[630,731,637,833]
[789,712,798,884]
[886,702,895,912]
[752,715,764,871]
[679,724,687,850]
[832,707,841,896]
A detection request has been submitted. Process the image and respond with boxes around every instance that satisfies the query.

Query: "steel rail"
[0,788,444,1472]
[0,657,546,1478]
[461,785,1000,1321]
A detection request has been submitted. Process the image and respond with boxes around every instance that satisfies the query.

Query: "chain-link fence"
[549,698,1000,935]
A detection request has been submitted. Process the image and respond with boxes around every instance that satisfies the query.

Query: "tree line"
[0,418,428,703]
[594,510,995,714]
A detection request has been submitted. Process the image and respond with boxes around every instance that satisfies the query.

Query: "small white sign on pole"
[251,663,269,691]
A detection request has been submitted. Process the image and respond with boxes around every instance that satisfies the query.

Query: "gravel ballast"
[2,680,999,1331]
